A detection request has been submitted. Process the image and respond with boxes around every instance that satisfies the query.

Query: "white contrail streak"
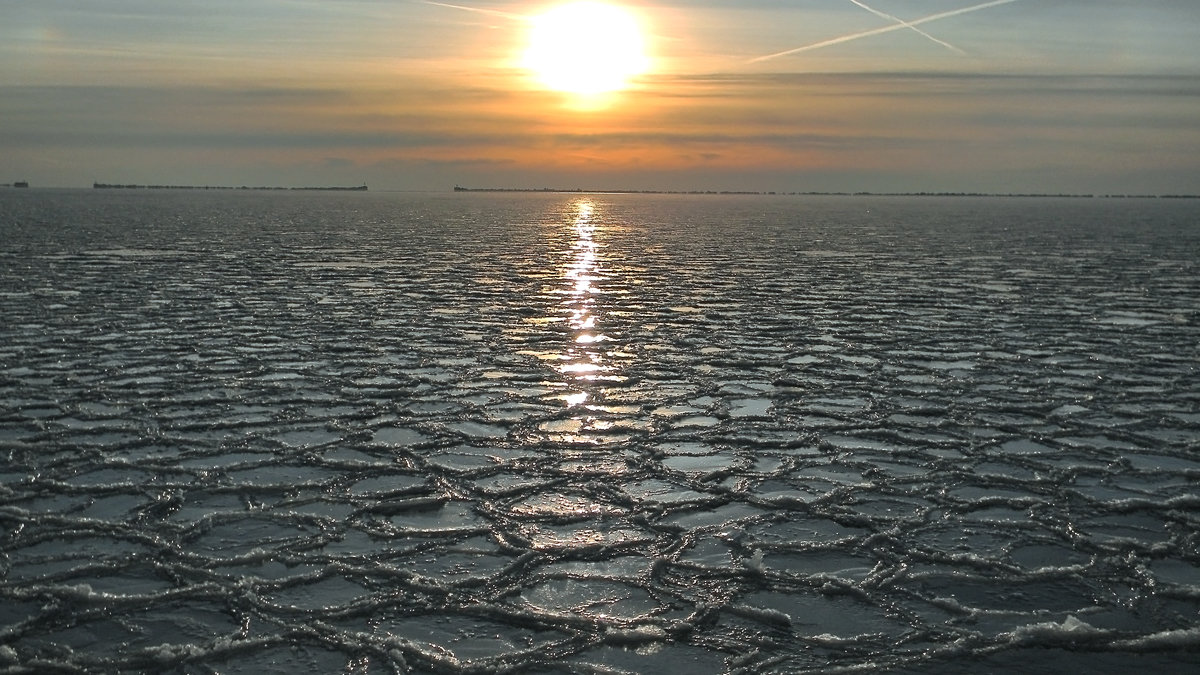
[749,0,1022,63]
[421,1,527,21]
[846,0,965,54]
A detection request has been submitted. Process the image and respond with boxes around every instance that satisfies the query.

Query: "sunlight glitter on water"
[555,198,624,407]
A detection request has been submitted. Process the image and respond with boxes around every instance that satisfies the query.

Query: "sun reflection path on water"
[528,198,640,451]
[559,199,618,408]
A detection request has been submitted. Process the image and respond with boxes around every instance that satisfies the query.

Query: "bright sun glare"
[523,2,650,96]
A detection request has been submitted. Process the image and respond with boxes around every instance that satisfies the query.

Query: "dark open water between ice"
[1,189,1198,673]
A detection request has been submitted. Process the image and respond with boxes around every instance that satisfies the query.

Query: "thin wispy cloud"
[750,0,1023,63]
[845,0,965,55]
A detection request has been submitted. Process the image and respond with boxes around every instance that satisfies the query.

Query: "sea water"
[0,189,1197,673]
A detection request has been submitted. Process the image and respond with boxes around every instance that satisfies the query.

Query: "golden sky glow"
[2,1,1199,193]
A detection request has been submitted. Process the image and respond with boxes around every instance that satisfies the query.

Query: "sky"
[2,0,1199,193]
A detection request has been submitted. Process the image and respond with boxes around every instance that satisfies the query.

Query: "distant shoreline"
[92,183,367,191]
[452,186,1199,199]
[3,184,1194,199]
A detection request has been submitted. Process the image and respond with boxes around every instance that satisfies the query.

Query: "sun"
[522,2,650,96]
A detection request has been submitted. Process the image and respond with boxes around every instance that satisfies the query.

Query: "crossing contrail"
[846,0,965,55]
[422,1,527,21]
[749,0,1022,63]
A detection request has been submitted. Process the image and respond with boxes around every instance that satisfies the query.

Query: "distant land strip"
[93,183,367,191]
[452,186,1199,198]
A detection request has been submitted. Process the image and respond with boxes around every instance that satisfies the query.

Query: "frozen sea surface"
[1,190,1198,673]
